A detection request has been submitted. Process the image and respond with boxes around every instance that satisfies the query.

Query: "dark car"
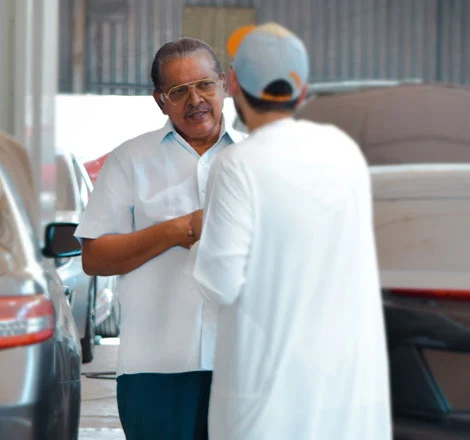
[0,131,82,439]
[297,83,470,439]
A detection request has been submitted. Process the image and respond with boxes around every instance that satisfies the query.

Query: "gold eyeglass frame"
[162,77,221,105]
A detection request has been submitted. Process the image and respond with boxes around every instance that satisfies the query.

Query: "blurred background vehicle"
[55,151,120,363]
[83,153,110,184]
[0,131,81,439]
[297,83,470,439]
[305,78,422,98]
[231,80,424,134]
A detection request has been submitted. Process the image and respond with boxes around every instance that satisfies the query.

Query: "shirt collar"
[222,114,246,143]
[160,114,245,148]
[160,118,176,144]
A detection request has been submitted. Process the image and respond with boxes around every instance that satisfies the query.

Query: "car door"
[0,163,81,439]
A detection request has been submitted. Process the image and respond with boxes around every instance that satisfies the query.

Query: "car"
[55,152,120,364]
[297,83,470,439]
[83,152,109,183]
[227,81,424,135]
[0,131,82,439]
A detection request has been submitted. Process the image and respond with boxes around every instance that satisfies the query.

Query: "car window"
[0,167,41,275]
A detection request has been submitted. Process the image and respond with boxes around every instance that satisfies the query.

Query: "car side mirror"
[43,222,82,258]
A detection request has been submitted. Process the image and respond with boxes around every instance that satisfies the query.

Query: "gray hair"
[150,38,223,92]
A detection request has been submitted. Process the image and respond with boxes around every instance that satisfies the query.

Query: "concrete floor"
[79,338,125,440]
[78,339,470,440]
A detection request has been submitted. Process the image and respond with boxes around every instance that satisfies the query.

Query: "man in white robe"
[191,22,392,440]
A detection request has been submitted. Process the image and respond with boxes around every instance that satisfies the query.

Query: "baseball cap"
[227,22,309,102]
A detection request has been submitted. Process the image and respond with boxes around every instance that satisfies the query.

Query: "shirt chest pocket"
[134,173,200,229]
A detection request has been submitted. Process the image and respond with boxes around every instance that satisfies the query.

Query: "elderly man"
[75,38,244,440]
[191,23,391,440]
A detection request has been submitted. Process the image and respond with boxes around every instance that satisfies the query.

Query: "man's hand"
[190,209,204,241]
[171,212,198,249]
[82,210,202,276]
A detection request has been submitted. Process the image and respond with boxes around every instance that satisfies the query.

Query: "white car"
[55,151,120,363]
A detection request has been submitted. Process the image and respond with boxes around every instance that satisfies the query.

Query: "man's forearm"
[82,218,190,276]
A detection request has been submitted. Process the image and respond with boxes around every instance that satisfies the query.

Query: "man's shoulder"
[295,118,355,142]
[114,126,168,154]
[213,138,254,176]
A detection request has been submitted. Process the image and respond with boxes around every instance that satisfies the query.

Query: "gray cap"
[227,22,309,101]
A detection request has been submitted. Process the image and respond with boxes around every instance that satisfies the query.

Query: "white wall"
[55,94,167,161]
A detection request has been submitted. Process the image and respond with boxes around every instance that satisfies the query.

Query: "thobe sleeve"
[75,150,134,239]
[193,155,252,306]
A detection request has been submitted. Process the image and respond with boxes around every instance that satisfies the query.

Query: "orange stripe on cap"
[259,92,293,102]
[227,24,257,58]
[290,71,302,90]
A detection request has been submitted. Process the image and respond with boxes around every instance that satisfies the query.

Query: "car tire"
[81,278,96,363]
[96,304,120,338]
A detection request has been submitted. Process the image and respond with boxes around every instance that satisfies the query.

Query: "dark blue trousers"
[117,372,212,440]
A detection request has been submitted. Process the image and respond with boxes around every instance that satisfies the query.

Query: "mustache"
[185,105,212,117]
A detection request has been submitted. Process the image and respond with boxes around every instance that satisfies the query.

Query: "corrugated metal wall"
[59,0,73,92]
[59,0,470,94]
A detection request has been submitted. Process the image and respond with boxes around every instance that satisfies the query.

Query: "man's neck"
[175,123,222,156]
[246,111,293,133]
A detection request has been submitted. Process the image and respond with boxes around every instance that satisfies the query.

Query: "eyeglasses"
[162,77,221,105]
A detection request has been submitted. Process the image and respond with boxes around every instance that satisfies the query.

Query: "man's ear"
[220,72,227,94]
[229,69,241,97]
[153,90,167,115]
[296,84,309,108]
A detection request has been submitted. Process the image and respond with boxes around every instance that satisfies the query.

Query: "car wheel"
[96,304,120,338]
[81,278,96,363]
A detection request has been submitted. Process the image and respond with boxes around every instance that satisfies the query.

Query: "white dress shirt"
[75,117,245,375]
[193,118,392,440]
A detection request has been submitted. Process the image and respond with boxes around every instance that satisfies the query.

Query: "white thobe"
[193,118,392,440]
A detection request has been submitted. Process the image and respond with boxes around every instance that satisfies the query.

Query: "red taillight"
[391,289,470,302]
[0,295,54,349]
